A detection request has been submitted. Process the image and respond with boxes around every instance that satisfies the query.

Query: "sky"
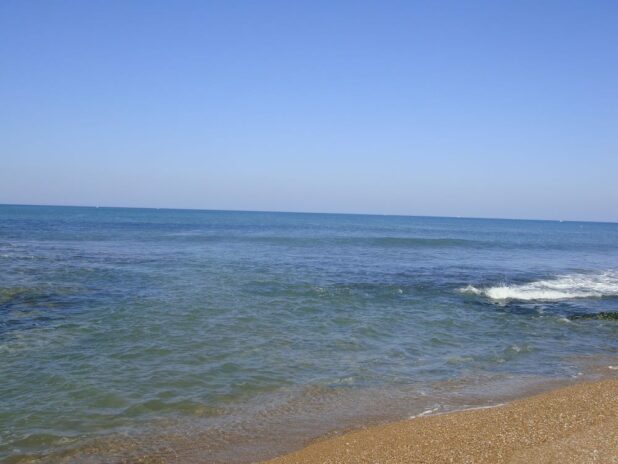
[1,1,617,221]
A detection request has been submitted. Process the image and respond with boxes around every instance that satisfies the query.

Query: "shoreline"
[260,379,618,464]
[8,372,617,463]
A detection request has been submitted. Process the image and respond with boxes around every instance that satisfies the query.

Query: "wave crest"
[460,271,618,301]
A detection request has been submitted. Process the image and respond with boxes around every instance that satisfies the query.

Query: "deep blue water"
[1,205,617,462]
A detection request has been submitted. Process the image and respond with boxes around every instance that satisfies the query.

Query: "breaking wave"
[460,271,618,301]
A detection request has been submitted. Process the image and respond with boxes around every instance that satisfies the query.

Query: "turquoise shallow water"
[1,205,618,462]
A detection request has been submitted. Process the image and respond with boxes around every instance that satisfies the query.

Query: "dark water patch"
[202,236,618,252]
[352,237,479,248]
[0,286,84,309]
[123,399,222,418]
[170,234,483,249]
[472,298,618,323]
[242,280,419,301]
[569,311,618,321]
[0,284,136,336]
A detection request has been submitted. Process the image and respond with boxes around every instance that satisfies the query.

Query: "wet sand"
[261,379,618,463]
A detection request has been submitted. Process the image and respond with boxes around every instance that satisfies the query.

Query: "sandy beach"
[262,379,618,464]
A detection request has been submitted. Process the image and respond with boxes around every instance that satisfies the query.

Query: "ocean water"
[1,205,617,463]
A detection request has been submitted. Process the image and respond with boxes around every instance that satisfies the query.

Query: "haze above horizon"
[1,1,617,222]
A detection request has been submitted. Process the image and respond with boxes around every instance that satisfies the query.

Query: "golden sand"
[261,379,618,463]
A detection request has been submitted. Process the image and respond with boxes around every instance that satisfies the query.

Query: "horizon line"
[1,202,616,225]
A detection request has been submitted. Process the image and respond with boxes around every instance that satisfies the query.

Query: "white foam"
[409,403,505,420]
[409,406,440,419]
[460,270,618,301]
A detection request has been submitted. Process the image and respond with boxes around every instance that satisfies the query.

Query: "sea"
[1,205,617,463]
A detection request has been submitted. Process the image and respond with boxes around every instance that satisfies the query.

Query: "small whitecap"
[459,285,482,295]
[458,270,618,302]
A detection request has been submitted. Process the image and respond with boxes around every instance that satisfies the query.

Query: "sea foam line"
[460,270,618,301]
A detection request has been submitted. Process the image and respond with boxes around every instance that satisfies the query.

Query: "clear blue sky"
[1,1,617,221]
